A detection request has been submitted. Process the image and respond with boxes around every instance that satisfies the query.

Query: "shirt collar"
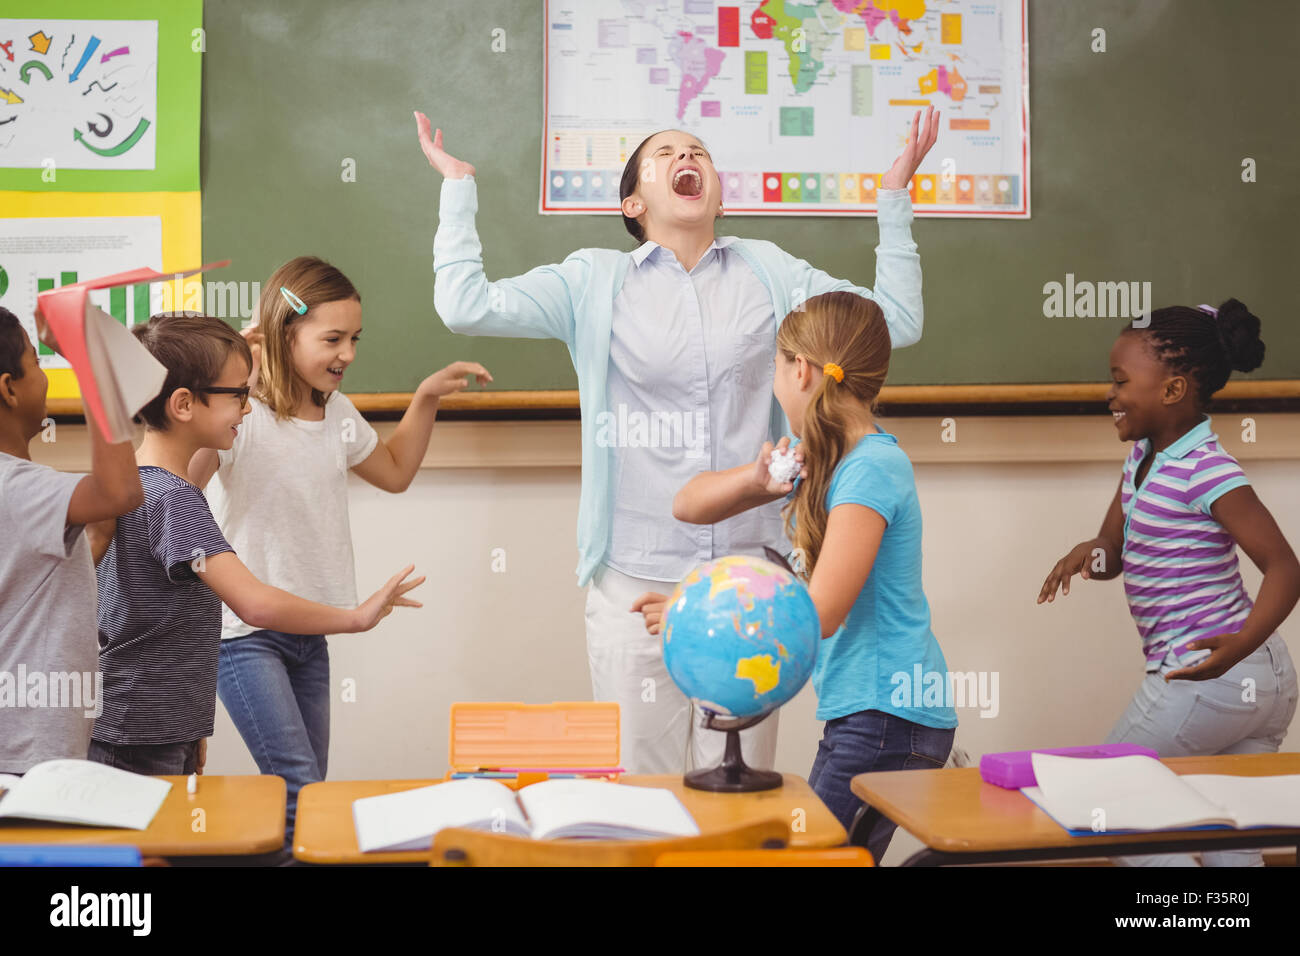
[630,236,734,268]
[1139,414,1216,461]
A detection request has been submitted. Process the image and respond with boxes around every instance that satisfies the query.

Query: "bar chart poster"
[0,189,202,399]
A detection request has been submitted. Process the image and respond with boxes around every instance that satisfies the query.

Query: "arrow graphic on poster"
[0,86,23,106]
[69,36,101,82]
[100,45,129,63]
[20,60,52,84]
[73,116,149,155]
[28,31,52,55]
[86,113,113,137]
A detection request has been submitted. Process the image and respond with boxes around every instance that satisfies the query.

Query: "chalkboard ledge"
[44,381,1300,421]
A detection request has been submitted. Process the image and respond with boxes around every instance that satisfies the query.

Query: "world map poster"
[543,0,1029,217]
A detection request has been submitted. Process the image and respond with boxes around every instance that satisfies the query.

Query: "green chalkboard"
[200,0,1299,396]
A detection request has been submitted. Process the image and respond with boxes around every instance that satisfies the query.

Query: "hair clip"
[1196,303,1219,317]
[822,362,844,383]
[280,287,308,315]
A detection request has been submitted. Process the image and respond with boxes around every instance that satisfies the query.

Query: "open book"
[0,759,172,831]
[352,778,700,852]
[36,261,228,443]
[1021,753,1300,834]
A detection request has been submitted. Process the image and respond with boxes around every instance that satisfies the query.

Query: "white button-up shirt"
[605,236,788,582]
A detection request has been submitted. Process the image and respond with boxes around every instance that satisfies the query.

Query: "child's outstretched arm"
[637,500,885,640]
[31,306,143,527]
[1166,487,1300,681]
[637,439,805,633]
[1037,477,1125,603]
[673,438,803,525]
[416,112,582,344]
[196,553,425,634]
[351,360,492,493]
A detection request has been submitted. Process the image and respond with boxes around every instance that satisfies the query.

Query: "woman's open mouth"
[672,168,703,198]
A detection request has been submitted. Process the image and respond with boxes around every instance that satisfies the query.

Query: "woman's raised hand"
[881,105,940,191]
[414,112,476,180]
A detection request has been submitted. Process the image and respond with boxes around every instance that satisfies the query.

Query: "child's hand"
[881,105,940,191]
[414,112,477,179]
[195,738,207,775]
[753,437,805,496]
[241,325,262,392]
[1164,632,1254,682]
[355,564,426,631]
[418,360,493,400]
[631,592,671,636]
[33,305,62,356]
[1037,539,1101,603]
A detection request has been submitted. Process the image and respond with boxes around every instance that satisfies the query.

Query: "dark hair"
[132,312,253,430]
[1126,298,1264,406]
[0,306,27,380]
[619,131,663,243]
[619,129,710,244]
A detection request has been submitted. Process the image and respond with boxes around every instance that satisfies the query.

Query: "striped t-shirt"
[1119,416,1252,672]
[94,466,233,745]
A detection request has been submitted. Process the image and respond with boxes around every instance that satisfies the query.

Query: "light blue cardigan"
[433,178,924,586]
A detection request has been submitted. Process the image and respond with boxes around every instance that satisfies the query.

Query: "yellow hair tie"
[822,362,844,383]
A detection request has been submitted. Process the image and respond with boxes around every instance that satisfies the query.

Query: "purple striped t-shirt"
[1119,416,1252,671]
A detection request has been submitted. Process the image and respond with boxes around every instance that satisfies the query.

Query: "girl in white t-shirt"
[189,255,490,843]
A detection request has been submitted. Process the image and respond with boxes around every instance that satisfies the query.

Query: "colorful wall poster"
[0,0,201,191]
[542,0,1029,217]
[0,190,202,399]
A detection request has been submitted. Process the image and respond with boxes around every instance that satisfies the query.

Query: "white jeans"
[1105,633,1298,866]
[584,563,780,774]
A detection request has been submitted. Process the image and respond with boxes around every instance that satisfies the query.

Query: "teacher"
[416,109,939,774]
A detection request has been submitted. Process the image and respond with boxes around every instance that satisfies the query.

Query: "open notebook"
[1021,753,1300,835]
[0,759,172,831]
[352,778,700,852]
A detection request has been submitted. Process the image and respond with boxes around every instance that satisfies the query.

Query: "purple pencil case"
[979,743,1160,790]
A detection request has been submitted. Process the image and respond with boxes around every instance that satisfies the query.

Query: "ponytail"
[777,291,890,581]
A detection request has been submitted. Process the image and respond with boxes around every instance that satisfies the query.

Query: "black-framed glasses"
[193,385,251,404]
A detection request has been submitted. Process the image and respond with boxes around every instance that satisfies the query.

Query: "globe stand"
[684,710,783,792]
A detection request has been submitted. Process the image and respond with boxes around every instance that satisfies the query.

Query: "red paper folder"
[36,261,230,442]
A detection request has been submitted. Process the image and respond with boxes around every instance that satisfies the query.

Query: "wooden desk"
[0,775,286,857]
[851,752,1300,866]
[294,773,846,864]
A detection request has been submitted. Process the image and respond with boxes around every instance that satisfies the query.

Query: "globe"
[662,555,820,720]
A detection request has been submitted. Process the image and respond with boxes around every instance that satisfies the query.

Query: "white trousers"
[584,563,780,774]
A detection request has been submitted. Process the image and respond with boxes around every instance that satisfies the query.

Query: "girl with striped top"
[1039,299,1299,867]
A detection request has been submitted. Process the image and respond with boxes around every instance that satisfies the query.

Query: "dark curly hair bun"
[1214,298,1265,374]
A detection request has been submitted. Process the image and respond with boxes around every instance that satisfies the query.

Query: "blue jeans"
[217,630,330,846]
[1104,632,1298,866]
[809,709,955,864]
[88,738,201,775]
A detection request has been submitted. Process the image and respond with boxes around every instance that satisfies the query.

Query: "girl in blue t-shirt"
[637,290,956,862]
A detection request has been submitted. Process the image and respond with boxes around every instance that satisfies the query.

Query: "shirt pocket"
[731,330,776,394]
